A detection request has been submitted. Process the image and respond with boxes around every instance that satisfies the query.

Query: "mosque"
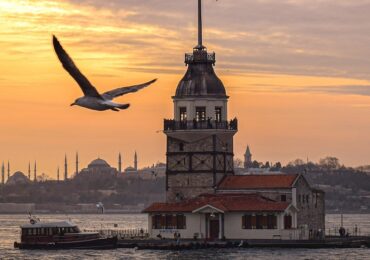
[144,0,325,241]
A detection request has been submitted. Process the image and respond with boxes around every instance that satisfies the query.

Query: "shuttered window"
[152,214,186,229]
[267,215,277,229]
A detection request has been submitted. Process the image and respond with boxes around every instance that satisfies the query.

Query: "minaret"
[134,151,138,171]
[1,162,4,185]
[163,0,237,202]
[118,153,122,173]
[75,152,79,175]
[7,161,10,180]
[244,145,252,169]
[34,161,37,182]
[57,166,60,182]
[28,162,31,180]
[64,154,68,180]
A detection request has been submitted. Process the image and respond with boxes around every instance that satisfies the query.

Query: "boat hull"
[14,236,117,250]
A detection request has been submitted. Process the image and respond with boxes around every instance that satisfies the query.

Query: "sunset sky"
[1,0,370,178]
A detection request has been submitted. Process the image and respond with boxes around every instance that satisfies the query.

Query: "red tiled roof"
[218,174,299,190]
[143,193,289,213]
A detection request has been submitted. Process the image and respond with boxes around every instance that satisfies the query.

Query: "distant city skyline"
[1,0,370,177]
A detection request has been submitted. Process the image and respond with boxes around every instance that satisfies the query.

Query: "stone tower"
[164,0,238,202]
[244,145,252,169]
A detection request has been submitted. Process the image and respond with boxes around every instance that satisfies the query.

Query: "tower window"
[215,107,222,123]
[196,107,206,122]
[179,107,187,122]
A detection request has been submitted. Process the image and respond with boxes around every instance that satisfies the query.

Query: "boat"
[14,215,117,250]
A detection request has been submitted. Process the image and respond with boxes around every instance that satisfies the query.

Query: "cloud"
[232,83,370,97]
[3,0,370,89]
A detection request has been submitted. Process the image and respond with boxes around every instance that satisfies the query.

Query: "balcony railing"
[185,51,216,65]
[164,118,238,131]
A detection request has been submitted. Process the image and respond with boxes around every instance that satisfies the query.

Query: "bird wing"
[52,35,101,98]
[102,79,157,100]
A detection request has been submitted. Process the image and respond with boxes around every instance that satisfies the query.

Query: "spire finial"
[196,0,205,50]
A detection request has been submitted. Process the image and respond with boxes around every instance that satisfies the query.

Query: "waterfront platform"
[116,237,370,250]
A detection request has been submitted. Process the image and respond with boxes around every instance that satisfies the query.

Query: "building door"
[209,219,219,240]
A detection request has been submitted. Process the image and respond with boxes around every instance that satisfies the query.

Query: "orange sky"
[1,0,370,178]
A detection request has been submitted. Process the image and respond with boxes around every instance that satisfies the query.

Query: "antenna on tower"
[195,0,205,50]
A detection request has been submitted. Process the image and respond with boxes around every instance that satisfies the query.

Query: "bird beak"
[70,102,76,106]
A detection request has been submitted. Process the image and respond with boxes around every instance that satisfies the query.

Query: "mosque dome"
[88,158,110,168]
[7,171,30,185]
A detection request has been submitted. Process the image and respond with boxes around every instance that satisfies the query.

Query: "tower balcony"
[185,50,215,65]
[164,118,238,132]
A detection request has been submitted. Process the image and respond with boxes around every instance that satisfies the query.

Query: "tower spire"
[134,151,138,171]
[196,0,204,50]
[196,0,205,50]
[7,161,10,180]
[57,166,60,182]
[64,154,68,181]
[34,161,37,182]
[28,162,31,180]
[118,153,122,173]
[1,162,4,185]
[76,152,79,175]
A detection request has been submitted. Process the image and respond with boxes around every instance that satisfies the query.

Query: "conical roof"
[175,50,227,98]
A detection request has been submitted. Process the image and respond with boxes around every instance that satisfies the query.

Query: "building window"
[152,214,186,230]
[179,143,184,151]
[215,107,222,123]
[176,214,186,229]
[243,214,277,230]
[179,107,187,122]
[256,214,263,229]
[298,195,301,203]
[152,214,162,229]
[267,215,277,229]
[284,215,292,229]
[281,195,287,202]
[242,215,253,229]
[196,107,206,122]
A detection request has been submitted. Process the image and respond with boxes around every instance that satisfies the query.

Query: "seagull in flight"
[52,35,157,111]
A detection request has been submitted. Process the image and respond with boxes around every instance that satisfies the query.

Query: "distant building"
[7,171,31,185]
[124,152,139,175]
[79,158,118,175]
[244,145,253,169]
